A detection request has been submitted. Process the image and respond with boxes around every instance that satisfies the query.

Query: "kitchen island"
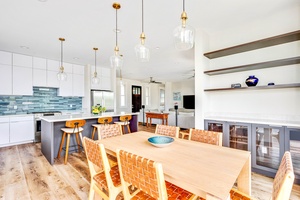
[40,112,139,165]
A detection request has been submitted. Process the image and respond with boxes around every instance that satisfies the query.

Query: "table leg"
[166,118,168,125]
[237,155,251,195]
[146,117,149,127]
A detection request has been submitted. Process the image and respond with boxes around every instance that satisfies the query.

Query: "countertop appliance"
[31,111,62,142]
[91,90,114,112]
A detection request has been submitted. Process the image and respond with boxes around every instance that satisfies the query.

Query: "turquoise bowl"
[148,136,174,148]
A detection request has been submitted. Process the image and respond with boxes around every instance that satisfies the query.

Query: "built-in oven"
[33,111,61,142]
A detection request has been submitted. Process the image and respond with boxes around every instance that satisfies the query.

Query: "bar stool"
[91,116,113,140]
[114,115,131,134]
[57,119,86,164]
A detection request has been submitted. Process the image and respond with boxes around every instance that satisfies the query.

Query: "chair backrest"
[65,119,86,128]
[98,117,113,124]
[188,129,223,146]
[155,124,180,138]
[271,151,294,200]
[117,149,168,199]
[98,124,122,140]
[119,115,132,124]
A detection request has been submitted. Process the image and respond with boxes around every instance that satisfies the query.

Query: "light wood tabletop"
[97,131,251,199]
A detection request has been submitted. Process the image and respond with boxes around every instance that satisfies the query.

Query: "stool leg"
[75,133,81,153]
[64,133,71,165]
[57,132,66,159]
[91,127,97,140]
[127,125,131,133]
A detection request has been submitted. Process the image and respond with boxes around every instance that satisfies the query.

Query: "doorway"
[132,85,142,113]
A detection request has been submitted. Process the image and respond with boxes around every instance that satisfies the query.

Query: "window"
[160,89,165,107]
[145,86,150,106]
[120,82,126,107]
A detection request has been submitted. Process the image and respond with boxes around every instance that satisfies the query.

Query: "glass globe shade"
[92,75,100,84]
[173,24,195,50]
[57,71,67,81]
[135,44,150,62]
[110,54,123,68]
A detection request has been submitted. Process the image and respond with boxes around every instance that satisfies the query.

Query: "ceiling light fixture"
[92,47,100,84]
[173,0,195,51]
[110,3,123,68]
[135,0,150,62]
[57,38,67,81]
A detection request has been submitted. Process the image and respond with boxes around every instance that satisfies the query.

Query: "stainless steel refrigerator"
[91,90,114,112]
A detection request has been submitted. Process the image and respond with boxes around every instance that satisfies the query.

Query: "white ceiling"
[0,0,298,83]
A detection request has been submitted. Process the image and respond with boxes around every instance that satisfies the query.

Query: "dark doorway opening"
[132,85,142,113]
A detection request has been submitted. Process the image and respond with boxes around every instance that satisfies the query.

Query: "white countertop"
[40,112,139,122]
[205,116,300,128]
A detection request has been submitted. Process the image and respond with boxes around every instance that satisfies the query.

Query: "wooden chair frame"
[83,137,122,200]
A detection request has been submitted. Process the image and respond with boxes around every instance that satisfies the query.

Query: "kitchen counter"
[41,112,139,165]
[205,116,300,128]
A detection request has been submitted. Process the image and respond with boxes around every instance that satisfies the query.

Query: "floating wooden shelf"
[204,30,300,59]
[204,83,300,92]
[204,56,300,75]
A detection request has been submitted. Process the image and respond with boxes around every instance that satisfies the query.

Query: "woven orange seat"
[155,124,180,138]
[83,137,122,200]
[188,129,223,146]
[117,149,196,200]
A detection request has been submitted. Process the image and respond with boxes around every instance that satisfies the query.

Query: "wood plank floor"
[0,124,299,200]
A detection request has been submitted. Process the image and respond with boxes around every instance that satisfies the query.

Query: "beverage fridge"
[91,90,114,112]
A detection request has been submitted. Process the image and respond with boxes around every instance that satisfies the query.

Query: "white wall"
[171,80,195,108]
[195,4,300,127]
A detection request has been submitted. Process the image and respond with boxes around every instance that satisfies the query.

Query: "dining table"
[97,131,251,200]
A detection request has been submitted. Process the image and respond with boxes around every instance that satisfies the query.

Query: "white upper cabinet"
[73,74,85,97]
[63,62,73,73]
[58,74,73,96]
[91,66,112,90]
[33,57,47,87]
[0,51,12,65]
[13,53,32,68]
[73,64,84,74]
[46,59,60,88]
[0,50,13,95]
[12,53,33,95]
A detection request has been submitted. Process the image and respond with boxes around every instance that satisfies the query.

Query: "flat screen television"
[183,95,195,109]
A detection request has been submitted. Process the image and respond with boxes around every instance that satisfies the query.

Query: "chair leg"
[64,133,71,165]
[91,127,97,140]
[75,133,81,153]
[89,181,95,200]
[57,132,66,159]
[127,125,131,133]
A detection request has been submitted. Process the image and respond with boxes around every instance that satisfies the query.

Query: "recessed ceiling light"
[155,47,160,50]
[38,0,47,2]
[73,57,79,60]
[113,29,121,33]
[20,46,29,49]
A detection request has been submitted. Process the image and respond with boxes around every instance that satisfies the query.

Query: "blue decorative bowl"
[148,136,174,148]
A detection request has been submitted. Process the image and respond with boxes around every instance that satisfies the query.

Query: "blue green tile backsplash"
[0,87,82,115]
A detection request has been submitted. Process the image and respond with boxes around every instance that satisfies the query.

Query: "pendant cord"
[142,0,144,32]
[183,0,185,12]
[94,49,97,72]
[115,8,118,47]
[60,40,63,67]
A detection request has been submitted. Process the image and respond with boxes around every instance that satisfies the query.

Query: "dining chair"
[155,124,180,138]
[91,116,113,140]
[83,137,123,200]
[57,119,86,164]
[230,151,294,200]
[116,149,197,200]
[188,129,223,146]
[114,115,132,134]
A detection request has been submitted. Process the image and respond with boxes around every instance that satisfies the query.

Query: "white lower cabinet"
[0,117,10,145]
[9,116,34,144]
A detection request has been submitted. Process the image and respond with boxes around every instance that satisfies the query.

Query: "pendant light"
[92,47,100,84]
[173,0,195,51]
[135,0,150,62]
[110,3,123,68]
[57,38,67,81]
